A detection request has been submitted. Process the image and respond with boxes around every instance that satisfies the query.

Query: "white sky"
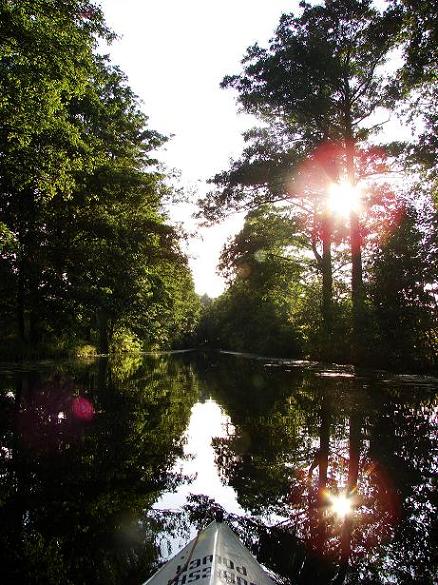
[98,0,299,297]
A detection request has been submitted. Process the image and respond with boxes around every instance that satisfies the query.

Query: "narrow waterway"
[0,352,436,584]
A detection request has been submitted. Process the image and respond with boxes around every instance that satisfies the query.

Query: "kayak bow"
[143,519,275,585]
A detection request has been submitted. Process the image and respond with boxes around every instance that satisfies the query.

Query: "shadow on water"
[0,351,437,584]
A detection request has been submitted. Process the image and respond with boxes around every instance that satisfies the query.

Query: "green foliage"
[199,0,406,363]
[197,0,437,369]
[0,222,15,252]
[222,0,393,136]
[219,204,306,282]
[200,203,355,362]
[198,206,306,357]
[384,1,438,198]
[202,0,395,220]
[384,0,438,87]
[293,278,353,362]
[0,1,199,357]
[203,286,301,357]
[368,202,438,370]
[110,329,142,354]
[75,343,98,358]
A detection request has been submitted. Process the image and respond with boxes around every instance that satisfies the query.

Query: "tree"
[385,0,437,87]
[368,201,438,370]
[200,0,398,361]
[56,58,194,352]
[0,0,110,347]
[384,1,438,203]
[0,2,199,356]
[202,205,306,356]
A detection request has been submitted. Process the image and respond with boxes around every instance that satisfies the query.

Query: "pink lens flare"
[71,396,95,422]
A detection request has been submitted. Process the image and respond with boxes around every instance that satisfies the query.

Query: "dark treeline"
[0,1,200,358]
[197,0,438,372]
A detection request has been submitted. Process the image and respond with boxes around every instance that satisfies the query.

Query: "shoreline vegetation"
[1,348,437,380]
[1,2,437,375]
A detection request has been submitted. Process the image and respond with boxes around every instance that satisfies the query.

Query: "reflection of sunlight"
[327,492,354,519]
[328,180,361,217]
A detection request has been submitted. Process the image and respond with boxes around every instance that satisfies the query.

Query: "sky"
[98,0,299,297]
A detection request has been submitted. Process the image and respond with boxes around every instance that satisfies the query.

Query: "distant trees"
[198,206,306,356]
[0,0,199,356]
[200,0,398,360]
[198,0,437,370]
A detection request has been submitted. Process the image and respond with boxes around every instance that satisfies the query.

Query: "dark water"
[0,352,436,585]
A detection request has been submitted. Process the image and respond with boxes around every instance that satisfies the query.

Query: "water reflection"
[194,354,438,584]
[154,399,243,517]
[0,352,437,584]
[0,355,199,584]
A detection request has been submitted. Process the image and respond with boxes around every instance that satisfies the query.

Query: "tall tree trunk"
[321,212,333,354]
[17,212,27,347]
[16,188,40,349]
[17,255,33,346]
[344,83,365,363]
[319,140,338,360]
[17,262,26,344]
[96,309,110,354]
[350,204,365,363]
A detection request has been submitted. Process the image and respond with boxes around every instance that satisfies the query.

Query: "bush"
[110,329,142,354]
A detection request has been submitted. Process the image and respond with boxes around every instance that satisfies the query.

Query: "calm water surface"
[0,352,436,584]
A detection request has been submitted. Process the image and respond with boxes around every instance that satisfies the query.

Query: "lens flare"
[71,396,95,422]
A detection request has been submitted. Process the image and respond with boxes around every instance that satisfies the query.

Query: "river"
[0,351,436,584]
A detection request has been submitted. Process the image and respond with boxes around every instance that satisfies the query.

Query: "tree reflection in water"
[192,354,438,585]
[0,355,199,585]
[0,353,436,584]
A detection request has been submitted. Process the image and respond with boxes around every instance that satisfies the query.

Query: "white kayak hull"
[143,521,275,585]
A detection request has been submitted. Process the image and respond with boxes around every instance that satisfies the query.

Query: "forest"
[0,0,200,357]
[0,0,437,372]
[197,0,438,371]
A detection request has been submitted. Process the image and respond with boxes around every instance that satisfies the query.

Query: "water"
[0,352,436,584]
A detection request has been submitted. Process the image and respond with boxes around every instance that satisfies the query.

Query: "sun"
[327,492,354,519]
[327,180,362,217]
